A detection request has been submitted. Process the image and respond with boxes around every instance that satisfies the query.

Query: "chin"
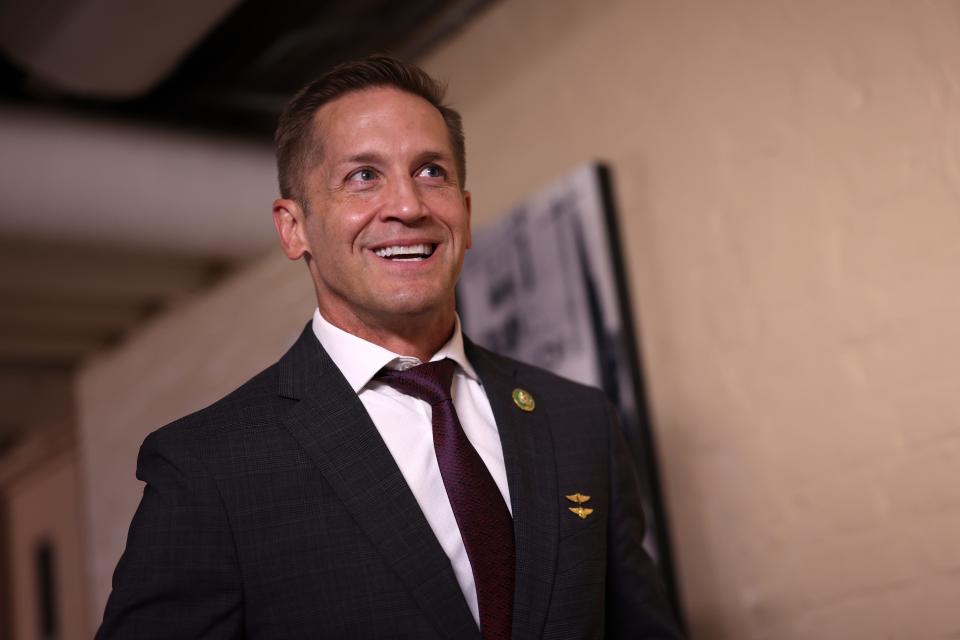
[373,290,451,319]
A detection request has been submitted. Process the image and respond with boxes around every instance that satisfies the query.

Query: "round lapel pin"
[512,388,535,412]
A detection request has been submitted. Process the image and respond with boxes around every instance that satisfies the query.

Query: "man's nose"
[383,174,426,222]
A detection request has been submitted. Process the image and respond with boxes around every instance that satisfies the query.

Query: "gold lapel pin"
[568,507,594,519]
[512,388,535,412]
[565,492,593,519]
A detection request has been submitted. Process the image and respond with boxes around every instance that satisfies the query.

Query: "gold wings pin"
[565,492,593,519]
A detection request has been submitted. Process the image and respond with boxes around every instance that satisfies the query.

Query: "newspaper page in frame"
[458,163,680,610]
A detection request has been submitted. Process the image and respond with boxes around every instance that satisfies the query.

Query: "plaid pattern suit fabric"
[96,325,684,639]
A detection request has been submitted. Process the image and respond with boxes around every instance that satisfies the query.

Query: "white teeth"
[374,243,434,259]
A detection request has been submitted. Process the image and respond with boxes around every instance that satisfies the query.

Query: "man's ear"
[273,198,309,260]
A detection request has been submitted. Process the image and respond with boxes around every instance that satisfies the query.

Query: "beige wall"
[77,255,315,629]
[78,0,960,638]
[3,441,88,640]
[425,0,960,636]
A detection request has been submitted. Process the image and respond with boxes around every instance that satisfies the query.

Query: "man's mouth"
[373,243,436,261]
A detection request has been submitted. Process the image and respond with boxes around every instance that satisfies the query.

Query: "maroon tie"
[378,359,514,640]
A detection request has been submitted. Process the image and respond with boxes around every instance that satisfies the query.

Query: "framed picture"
[458,162,682,616]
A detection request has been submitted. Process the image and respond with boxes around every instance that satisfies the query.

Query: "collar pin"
[512,388,535,412]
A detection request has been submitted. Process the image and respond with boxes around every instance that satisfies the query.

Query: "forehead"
[310,87,452,160]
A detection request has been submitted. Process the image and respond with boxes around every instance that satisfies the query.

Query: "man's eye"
[348,168,377,182]
[418,164,445,179]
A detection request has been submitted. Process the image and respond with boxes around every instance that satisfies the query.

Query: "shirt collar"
[311,308,479,393]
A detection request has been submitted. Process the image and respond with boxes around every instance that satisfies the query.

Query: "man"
[97,55,683,639]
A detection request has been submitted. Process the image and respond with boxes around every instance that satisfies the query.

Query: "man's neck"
[316,305,456,363]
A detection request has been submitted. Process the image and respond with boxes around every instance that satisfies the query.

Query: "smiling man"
[97,56,684,640]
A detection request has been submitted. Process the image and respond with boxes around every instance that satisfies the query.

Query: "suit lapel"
[467,340,560,640]
[277,327,480,640]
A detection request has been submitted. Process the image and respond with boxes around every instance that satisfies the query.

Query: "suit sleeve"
[96,429,244,639]
[603,401,686,639]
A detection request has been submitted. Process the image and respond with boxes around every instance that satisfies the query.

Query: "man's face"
[275,87,471,334]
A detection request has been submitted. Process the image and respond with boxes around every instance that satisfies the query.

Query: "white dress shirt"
[311,309,511,624]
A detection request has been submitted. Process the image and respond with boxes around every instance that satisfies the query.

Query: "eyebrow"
[338,152,383,166]
[413,150,450,166]
[336,149,453,167]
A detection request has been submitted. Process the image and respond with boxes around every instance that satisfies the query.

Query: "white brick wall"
[421,0,960,637]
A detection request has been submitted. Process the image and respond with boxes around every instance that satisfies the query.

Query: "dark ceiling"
[0,0,493,138]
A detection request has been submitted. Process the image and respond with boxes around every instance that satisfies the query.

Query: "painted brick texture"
[419,1,960,637]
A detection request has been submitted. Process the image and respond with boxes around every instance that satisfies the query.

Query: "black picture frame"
[457,162,684,623]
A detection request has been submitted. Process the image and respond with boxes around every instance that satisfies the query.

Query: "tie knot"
[377,358,456,405]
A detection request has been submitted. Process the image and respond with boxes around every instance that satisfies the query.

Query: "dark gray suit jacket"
[97,325,683,639]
